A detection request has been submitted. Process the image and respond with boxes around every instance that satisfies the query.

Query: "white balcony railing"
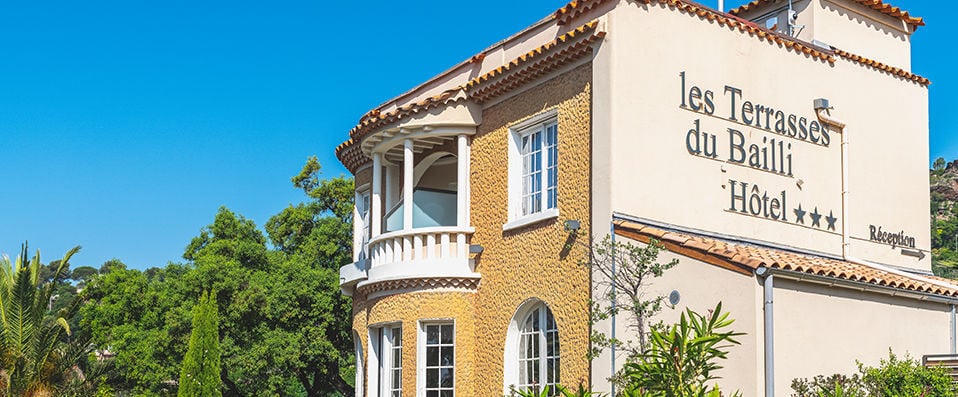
[362,226,477,284]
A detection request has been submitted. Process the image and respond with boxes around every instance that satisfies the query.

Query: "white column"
[457,134,471,227]
[403,139,414,231]
[371,153,383,238]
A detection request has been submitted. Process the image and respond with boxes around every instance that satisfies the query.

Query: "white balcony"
[364,226,477,285]
[340,113,481,295]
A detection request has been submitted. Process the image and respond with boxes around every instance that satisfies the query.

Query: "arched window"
[504,301,560,396]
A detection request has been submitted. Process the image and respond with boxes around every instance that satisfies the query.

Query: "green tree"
[81,262,192,396]
[179,291,222,397]
[934,157,947,175]
[82,157,356,396]
[585,236,678,357]
[0,244,105,396]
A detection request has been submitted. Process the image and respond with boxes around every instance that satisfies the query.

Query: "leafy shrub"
[623,302,743,397]
[859,350,956,397]
[510,383,607,397]
[791,374,866,397]
[791,350,957,397]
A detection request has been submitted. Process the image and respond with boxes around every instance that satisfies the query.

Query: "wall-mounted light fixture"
[469,244,484,254]
[564,220,581,232]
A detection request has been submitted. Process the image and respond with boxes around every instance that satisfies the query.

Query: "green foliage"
[178,290,222,397]
[586,236,678,358]
[511,383,608,397]
[791,350,956,397]
[859,350,956,397]
[0,244,107,396]
[81,262,191,395]
[791,374,866,397]
[622,303,743,397]
[934,157,947,175]
[82,157,355,397]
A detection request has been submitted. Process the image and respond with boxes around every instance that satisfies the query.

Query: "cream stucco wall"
[601,1,929,272]
[592,241,764,396]
[813,0,913,69]
[773,278,952,396]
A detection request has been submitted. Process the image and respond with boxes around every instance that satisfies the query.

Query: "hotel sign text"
[678,71,839,232]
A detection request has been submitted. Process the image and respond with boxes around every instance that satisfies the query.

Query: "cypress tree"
[178,291,223,397]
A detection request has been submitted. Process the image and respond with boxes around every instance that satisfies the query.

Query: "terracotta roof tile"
[555,0,613,25]
[614,219,958,299]
[729,0,924,29]
[832,47,930,86]
[642,0,834,63]
[464,20,605,103]
[335,20,606,172]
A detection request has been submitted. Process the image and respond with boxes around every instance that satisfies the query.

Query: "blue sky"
[0,1,952,269]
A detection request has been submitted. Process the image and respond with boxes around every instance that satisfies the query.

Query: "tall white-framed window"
[354,332,365,397]
[418,322,454,397]
[388,327,403,397]
[503,301,560,396]
[369,325,403,397]
[354,188,372,261]
[505,109,559,231]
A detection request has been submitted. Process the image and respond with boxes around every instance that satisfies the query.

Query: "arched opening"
[503,299,560,396]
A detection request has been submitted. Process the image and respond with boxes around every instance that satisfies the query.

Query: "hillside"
[931,158,958,278]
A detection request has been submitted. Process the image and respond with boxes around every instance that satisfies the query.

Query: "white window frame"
[417,320,455,397]
[505,109,559,231]
[368,324,402,397]
[354,185,371,262]
[355,332,365,397]
[503,300,560,396]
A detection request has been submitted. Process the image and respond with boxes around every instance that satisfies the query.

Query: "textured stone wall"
[353,290,478,396]
[470,63,593,395]
[349,63,593,396]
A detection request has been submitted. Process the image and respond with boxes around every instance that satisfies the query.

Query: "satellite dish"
[668,290,681,306]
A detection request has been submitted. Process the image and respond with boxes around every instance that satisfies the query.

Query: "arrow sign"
[901,248,926,260]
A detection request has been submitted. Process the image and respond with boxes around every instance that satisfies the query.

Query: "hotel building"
[335,0,951,395]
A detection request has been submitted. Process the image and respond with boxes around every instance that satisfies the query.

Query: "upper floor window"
[355,189,371,260]
[505,110,559,230]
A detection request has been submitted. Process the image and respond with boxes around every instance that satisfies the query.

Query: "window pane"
[440,325,454,344]
[440,367,454,388]
[427,325,439,344]
[440,391,453,397]
[427,346,439,366]
[392,369,401,388]
[427,391,439,397]
[441,347,454,366]
[427,368,439,388]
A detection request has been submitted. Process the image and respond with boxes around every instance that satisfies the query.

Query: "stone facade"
[349,63,593,396]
